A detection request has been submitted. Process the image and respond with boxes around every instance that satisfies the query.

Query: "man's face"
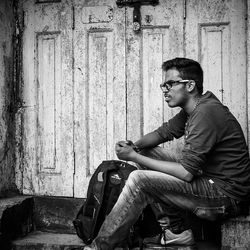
[163,68,189,108]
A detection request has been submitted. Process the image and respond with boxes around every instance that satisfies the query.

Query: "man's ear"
[186,80,196,92]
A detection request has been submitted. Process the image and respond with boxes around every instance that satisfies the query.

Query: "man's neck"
[184,94,202,114]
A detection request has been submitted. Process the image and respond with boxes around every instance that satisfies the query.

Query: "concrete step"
[0,196,34,248]
[33,196,218,240]
[1,195,247,249]
[33,196,84,234]
[11,231,219,250]
[11,231,220,250]
[0,195,84,248]
[8,195,220,240]
[12,231,84,250]
[221,215,250,249]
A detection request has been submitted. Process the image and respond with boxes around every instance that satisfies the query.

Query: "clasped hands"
[115,140,139,161]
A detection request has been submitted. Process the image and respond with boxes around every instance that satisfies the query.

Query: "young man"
[85,58,250,249]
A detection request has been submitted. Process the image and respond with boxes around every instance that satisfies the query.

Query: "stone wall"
[0,0,17,196]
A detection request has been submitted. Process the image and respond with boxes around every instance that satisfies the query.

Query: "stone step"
[221,215,250,249]
[33,197,220,242]
[0,196,34,248]
[1,195,247,249]
[12,231,84,250]
[0,195,84,248]
[11,231,219,250]
[33,196,84,234]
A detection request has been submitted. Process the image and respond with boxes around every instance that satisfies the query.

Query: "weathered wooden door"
[126,0,184,140]
[125,0,185,157]
[20,0,247,197]
[126,0,247,155]
[22,0,74,196]
[185,0,247,138]
[73,0,126,197]
[21,0,127,197]
[73,0,185,197]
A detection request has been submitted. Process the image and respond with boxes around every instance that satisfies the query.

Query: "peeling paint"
[0,0,24,197]
[0,0,17,196]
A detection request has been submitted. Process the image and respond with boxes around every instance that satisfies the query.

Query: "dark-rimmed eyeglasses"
[160,80,190,92]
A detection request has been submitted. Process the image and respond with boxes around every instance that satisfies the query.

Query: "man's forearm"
[132,153,193,182]
[134,131,165,150]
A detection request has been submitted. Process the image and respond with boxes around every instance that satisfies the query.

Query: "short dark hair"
[162,58,203,94]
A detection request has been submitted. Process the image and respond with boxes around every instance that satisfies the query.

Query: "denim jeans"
[91,147,243,250]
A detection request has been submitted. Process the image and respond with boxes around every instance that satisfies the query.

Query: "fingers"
[115,140,135,158]
[115,142,125,155]
[116,140,135,147]
[125,140,134,146]
[116,141,127,147]
[115,142,126,155]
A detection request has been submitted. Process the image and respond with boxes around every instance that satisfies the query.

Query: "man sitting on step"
[84,57,250,249]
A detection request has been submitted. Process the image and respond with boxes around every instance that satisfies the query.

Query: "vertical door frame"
[247,1,250,147]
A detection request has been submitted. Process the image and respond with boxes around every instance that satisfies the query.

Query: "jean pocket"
[193,206,226,221]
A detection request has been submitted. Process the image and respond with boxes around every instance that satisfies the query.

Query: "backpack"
[73,160,161,247]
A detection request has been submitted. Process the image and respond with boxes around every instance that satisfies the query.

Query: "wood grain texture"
[247,0,250,146]
[186,0,247,139]
[126,0,185,154]
[73,0,126,197]
[22,0,74,196]
[19,0,248,198]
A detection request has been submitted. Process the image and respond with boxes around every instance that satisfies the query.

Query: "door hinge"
[73,151,76,175]
[183,0,187,19]
[72,6,75,30]
[116,0,159,33]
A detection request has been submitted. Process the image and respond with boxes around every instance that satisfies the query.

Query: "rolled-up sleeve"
[180,111,217,176]
[154,109,188,142]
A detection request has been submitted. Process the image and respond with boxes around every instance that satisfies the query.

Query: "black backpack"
[73,160,161,247]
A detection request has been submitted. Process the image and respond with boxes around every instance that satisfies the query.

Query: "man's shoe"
[161,229,195,246]
[81,242,98,250]
[144,229,195,248]
[83,247,94,250]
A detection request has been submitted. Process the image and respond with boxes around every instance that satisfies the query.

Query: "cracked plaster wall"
[0,0,17,196]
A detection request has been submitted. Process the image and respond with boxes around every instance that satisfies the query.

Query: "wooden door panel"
[186,0,247,137]
[142,27,170,134]
[22,0,74,196]
[73,1,126,197]
[36,31,62,173]
[199,24,230,104]
[88,31,114,174]
[126,0,184,153]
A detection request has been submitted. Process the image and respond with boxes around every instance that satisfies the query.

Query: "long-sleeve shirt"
[154,91,250,201]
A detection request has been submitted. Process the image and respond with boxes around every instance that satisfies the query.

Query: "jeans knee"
[126,170,146,189]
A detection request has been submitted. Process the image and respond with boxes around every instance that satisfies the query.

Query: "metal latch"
[116,0,159,32]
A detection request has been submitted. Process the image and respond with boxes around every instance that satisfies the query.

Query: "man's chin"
[166,101,177,108]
